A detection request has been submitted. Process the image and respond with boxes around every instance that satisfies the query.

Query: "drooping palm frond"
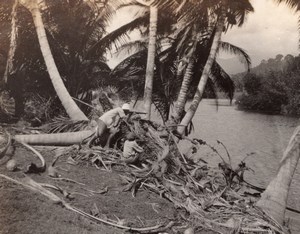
[152,94,169,123]
[86,14,149,58]
[210,62,235,101]
[275,0,300,47]
[110,50,147,82]
[227,0,254,27]
[275,0,300,10]
[218,41,251,71]
[114,39,147,56]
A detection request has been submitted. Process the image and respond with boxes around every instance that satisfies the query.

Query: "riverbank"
[188,99,300,233]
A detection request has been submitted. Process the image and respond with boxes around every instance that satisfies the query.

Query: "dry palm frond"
[0,91,15,116]
[44,115,90,133]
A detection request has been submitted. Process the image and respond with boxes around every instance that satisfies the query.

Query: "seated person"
[122,132,143,164]
[88,103,131,147]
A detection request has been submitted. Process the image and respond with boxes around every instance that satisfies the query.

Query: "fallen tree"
[14,130,94,146]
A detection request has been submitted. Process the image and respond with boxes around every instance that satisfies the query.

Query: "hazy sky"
[107,0,300,68]
[221,0,299,66]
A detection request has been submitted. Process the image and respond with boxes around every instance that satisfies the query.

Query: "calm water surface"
[188,99,300,231]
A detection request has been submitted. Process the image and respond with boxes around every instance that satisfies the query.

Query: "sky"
[220,0,299,66]
[107,0,300,69]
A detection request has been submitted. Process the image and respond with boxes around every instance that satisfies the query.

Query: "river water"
[187,99,300,232]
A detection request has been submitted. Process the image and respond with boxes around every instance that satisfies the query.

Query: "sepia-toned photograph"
[0,0,300,233]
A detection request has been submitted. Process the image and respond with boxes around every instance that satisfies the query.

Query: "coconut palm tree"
[3,0,18,84]
[119,0,184,120]
[19,0,88,121]
[171,26,251,124]
[177,0,253,135]
[8,0,129,120]
[131,0,158,120]
[110,38,245,124]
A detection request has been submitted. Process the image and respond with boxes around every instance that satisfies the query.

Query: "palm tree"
[177,0,253,135]
[133,0,158,120]
[19,0,88,121]
[120,0,184,120]
[41,0,113,106]
[3,0,18,84]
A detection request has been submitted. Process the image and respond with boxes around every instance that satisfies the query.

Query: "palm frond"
[86,14,148,58]
[152,95,169,123]
[114,39,147,56]
[273,1,300,47]
[228,0,254,27]
[275,0,300,11]
[219,41,251,72]
[44,116,90,133]
[110,50,147,81]
[210,62,235,101]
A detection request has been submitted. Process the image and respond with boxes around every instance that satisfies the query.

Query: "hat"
[122,103,131,111]
[126,132,136,140]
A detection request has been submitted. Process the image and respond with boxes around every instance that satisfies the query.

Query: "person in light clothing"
[122,132,143,164]
[88,103,131,147]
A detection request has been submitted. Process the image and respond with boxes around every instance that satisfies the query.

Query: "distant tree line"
[234,54,300,116]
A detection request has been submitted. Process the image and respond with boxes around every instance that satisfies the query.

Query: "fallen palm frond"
[0,91,15,117]
[43,115,90,133]
[0,130,12,160]
[51,177,86,186]
[19,142,46,173]
[0,174,172,233]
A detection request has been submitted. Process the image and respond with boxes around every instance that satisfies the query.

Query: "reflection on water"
[189,99,300,231]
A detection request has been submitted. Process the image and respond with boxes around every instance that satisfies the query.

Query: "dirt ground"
[0,146,179,234]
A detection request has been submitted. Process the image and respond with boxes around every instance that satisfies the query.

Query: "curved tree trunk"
[256,126,300,225]
[177,88,201,134]
[143,5,158,120]
[4,0,19,83]
[19,0,88,121]
[177,7,225,135]
[172,59,195,123]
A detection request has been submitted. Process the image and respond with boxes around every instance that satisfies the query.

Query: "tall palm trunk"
[257,126,300,225]
[143,5,158,120]
[4,0,19,83]
[177,7,225,135]
[172,59,194,123]
[19,0,88,121]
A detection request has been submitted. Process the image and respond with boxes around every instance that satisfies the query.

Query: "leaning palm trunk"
[14,130,94,146]
[143,5,158,120]
[177,8,225,135]
[4,0,19,83]
[256,126,300,225]
[19,0,88,121]
[173,59,195,123]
